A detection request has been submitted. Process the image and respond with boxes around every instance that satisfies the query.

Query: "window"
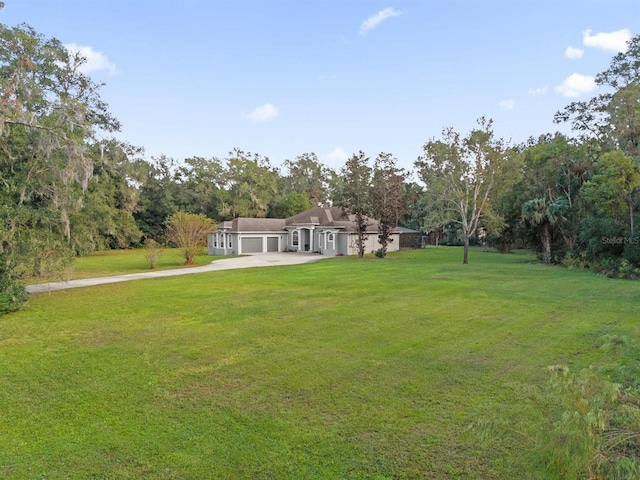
[292,231,299,247]
[228,238,232,248]
[328,233,334,242]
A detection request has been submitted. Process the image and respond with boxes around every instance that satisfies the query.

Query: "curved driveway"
[26,253,324,294]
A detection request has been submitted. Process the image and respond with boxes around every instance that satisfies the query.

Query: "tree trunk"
[463,235,469,264]
[541,222,552,264]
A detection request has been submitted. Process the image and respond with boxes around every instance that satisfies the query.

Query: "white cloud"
[499,99,515,111]
[555,73,596,97]
[565,46,584,59]
[325,147,349,164]
[247,103,279,122]
[583,28,632,53]
[65,43,117,75]
[359,7,401,36]
[528,86,548,96]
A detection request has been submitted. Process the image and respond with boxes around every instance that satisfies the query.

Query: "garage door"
[241,237,263,253]
[266,237,279,252]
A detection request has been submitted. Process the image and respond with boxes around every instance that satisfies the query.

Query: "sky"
[1,0,638,172]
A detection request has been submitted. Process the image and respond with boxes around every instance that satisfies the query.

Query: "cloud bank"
[247,103,279,122]
[499,99,515,111]
[325,147,349,164]
[565,46,584,59]
[583,28,631,53]
[359,7,401,36]
[555,73,596,97]
[528,86,548,96]
[65,43,117,75]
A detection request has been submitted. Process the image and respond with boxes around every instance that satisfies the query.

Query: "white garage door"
[241,237,263,253]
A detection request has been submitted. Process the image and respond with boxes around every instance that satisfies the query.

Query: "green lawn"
[1,248,638,479]
[26,248,219,284]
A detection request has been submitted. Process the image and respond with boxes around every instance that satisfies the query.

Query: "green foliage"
[281,152,335,207]
[0,252,27,314]
[473,330,640,480]
[173,156,226,219]
[372,152,406,258]
[220,149,278,219]
[560,251,588,270]
[134,156,179,241]
[165,211,216,265]
[338,150,373,258]
[415,117,510,264]
[579,215,626,261]
[269,192,311,218]
[581,150,640,236]
[0,17,145,280]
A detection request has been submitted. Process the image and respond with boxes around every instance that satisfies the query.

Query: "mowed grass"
[27,248,219,284]
[1,248,638,479]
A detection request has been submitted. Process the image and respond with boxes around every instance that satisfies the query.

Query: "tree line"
[1,12,640,312]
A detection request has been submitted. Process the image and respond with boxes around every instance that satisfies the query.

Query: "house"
[207,206,421,256]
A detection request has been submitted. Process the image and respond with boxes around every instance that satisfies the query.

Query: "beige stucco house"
[208,206,420,256]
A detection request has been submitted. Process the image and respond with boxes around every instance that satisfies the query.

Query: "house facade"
[208,207,419,256]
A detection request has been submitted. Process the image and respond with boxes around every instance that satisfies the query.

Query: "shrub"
[165,212,216,265]
[471,335,640,479]
[144,239,162,269]
[561,251,588,269]
[0,253,28,315]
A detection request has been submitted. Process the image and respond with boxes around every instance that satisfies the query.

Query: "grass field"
[1,248,638,479]
[26,248,217,284]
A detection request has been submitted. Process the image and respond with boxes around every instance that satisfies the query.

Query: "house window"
[292,231,299,247]
[228,238,232,248]
[328,233,334,242]
[213,239,217,247]
[327,232,334,249]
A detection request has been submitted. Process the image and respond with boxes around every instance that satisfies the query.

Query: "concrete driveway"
[26,252,324,294]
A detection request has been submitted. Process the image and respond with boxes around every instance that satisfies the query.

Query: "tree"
[421,197,450,247]
[522,197,569,264]
[338,151,372,258]
[219,149,278,219]
[579,151,640,268]
[371,152,406,257]
[555,34,640,159]
[0,14,121,279]
[415,117,509,264]
[173,156,226,219]
[510,134,590,262]
[0,252,28,315]
[581,150,640,236]
[165,212,216,265]
[281,153,335,206]
[270,192,311,218]
[71,140,144,253]
[134,156,179,241]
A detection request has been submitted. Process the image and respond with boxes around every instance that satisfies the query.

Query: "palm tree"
[522,196,569,264]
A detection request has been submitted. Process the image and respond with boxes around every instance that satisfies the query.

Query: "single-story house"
[208,206,421,256]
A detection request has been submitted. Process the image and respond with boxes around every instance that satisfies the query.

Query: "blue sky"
[2,1,638,171]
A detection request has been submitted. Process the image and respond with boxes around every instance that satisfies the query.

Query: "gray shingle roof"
[215,207,419,234]
[219,217,286,232]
